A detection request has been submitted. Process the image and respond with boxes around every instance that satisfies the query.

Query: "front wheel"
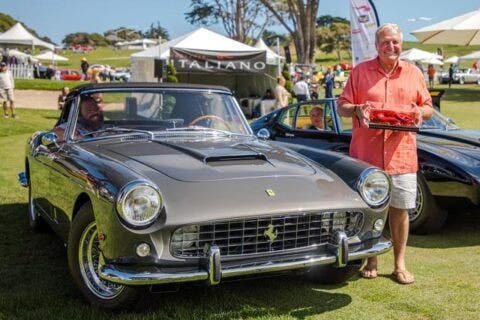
[67,202,143,310]
[459,77,465,84]
[305,260,364,284]
[408,174,448,234]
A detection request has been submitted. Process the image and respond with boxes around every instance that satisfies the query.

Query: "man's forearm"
[337,102,357,117]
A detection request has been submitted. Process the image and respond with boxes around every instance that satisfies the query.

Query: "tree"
[62,32,109,46]
[316,19,351,61]
[142,22,170,40]
[258,0,319,64]
[282,63,293,94]
[185,0,272,43]
[317,15,349,28]
[262,29,289,47]
[166,63,178,83]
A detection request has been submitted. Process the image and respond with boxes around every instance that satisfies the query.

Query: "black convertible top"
[71,82,232,96]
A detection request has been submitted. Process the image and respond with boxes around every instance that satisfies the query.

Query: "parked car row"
[438,68,480,84]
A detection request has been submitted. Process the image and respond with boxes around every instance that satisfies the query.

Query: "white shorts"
[0,88,14,101]
[390,173,417,210]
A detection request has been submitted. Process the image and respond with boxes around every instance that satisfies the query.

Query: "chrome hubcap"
[78,221,124,299]
[408,185,424,222]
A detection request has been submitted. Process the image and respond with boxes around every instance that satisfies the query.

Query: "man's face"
[376,29,402,65]
[310,108,323,128]
[79,98,103,129]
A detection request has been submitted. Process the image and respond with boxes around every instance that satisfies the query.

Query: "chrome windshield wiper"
[82,127,154,139]
[164,126,247,137]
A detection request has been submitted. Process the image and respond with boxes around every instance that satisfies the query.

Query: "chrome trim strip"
[98,236,392,285]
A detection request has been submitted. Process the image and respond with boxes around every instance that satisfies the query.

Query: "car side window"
[278,105,296,129]
[339,115,353,132]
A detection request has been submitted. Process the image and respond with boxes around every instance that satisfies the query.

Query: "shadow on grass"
[0,202,352,319]
[408,209,480,249]
[442,86,480,103]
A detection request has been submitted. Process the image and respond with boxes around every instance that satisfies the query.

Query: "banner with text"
[349,0,380,66]
[171,48,267,73]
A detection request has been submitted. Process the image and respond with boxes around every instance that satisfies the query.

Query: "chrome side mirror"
[41,132,59,148]
[257,128,271,139]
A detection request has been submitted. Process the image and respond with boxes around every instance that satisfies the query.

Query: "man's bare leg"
[389,206,414,284]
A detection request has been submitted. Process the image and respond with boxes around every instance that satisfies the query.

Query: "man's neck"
[378,58,399,75]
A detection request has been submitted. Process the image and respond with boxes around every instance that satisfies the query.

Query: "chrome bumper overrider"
[99,233,392,286]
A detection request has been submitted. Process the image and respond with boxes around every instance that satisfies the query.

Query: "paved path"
[14,90,59,110]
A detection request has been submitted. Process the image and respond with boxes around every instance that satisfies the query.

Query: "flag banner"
[349,0,380,66]
[171,48,267,73]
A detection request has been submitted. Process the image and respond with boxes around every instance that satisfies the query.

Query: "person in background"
[274,76,290,110]
[0,62,16,118]
[262,89,274,100]
[293,75,310,102]
[324,67,334,98]
[448,64,454,88]
[427,64,435,88]
[304,106,324,130]
[337,23,434,285]
[80,57,89,80]
[58,87,70,110]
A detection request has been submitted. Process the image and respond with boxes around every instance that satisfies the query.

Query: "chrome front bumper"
[99,233,392,286]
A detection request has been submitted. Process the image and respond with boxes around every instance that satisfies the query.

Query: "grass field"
[0,86,479,318]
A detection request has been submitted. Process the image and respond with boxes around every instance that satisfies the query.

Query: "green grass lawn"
[0,105,479,318]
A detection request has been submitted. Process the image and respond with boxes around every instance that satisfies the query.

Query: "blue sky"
[2,0,480,44]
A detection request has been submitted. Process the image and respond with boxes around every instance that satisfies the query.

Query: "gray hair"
[375,23,403,44]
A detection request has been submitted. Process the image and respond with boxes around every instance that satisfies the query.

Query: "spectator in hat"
[80,57,89,80]
[0,62,16,118]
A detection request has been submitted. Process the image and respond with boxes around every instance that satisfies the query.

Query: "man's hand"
[355,102,372,128]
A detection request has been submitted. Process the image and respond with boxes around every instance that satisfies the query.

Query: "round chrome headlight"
[116,181,163,227]
[356,168,391,208]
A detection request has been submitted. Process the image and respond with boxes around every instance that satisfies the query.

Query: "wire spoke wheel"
[78,221,124,299]
[408,184,424,222]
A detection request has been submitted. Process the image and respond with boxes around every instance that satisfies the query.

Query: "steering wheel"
[188,115,232,131]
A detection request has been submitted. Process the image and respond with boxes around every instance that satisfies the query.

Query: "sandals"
[391,270,415,285]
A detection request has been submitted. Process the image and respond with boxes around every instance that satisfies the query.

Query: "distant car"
[439,68,480,84]
[110,68,131,82]
[19,83,392,309]
[60,70,81,81]
[251,99,480,234]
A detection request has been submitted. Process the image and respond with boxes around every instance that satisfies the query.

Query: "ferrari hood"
[101,137,319,182]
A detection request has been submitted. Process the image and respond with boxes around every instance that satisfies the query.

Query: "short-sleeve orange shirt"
[338,58,432,174]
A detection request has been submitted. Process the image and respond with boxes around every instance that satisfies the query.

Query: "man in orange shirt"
[337,23,434,285]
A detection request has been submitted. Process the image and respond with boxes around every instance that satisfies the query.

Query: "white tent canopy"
[420,57,444,65]
[444,56,460,64]
[130,28,278,98]
[253,38,283,64]
[459,51,480,60]
[116,38,157,50]
[400,48,443,62]
[131,28,264,60]
[411,9,480,45]
[33,50,68,62]
[0,23,54,50]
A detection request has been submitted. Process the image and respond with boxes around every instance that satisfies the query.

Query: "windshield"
[421,109,460,131]
[70,89,252,141]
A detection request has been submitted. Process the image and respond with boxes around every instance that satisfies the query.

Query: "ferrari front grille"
[170,211,363,258]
